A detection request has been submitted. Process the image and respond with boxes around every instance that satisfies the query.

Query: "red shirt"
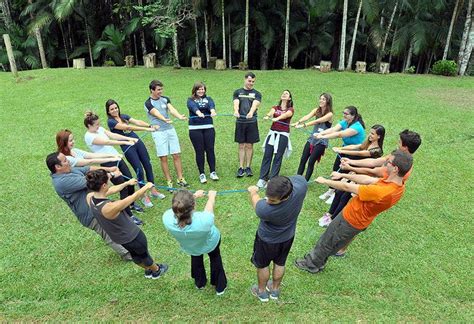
[271,106,294,133]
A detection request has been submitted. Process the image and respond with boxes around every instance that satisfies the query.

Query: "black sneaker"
[131,204,144,213]
[151,264,169,279]
[144,269,153,278]
[131,214,144,226]
[236,167,245,177]
[245,167,253,177]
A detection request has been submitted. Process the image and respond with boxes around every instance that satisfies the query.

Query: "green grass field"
[0,67,473,321]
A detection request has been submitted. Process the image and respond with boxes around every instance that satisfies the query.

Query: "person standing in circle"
[256,90,294,188]
[233,72,262,178]
[187,82,219,184]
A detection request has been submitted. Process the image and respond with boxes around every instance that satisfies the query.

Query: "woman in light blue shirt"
[162,189,227,295]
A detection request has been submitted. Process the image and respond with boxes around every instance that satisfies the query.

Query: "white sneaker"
[256,179,267,188]
[142,196,154,208]
[318,213,332,227]
[325,192,335,204]
[199,173,207,184]
[319,188,334,201]
[209,171,219,181]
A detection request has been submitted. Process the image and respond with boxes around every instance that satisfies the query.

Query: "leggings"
[121,139,154,188]
[122,230,154,266]
[189,128,216,174]
[259,134,288,180]
[101,160,134,216]
[329,190,352,219]
[297,142,326,181]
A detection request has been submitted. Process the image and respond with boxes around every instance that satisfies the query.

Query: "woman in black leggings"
[106,99,165,208]
[187,82,218,184]
[293,93,334,181]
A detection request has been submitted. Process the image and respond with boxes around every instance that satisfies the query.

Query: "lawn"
[0,67,473,321]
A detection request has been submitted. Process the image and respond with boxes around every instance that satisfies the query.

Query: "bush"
[431,60,457,76]
[404,66,415,74]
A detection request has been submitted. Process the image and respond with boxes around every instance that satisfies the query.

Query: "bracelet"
[110,172,115,178]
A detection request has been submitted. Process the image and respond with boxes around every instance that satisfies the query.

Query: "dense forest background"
[0,0,472,75]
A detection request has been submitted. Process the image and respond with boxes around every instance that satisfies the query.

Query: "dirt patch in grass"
[417,88,474,110]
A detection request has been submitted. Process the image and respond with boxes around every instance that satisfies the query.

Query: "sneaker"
[150,188,166,199]
[334,251,346,257]
[294,258,323,274]
[319,188,334,201]
[144,269,153,278]
[177,178,189,187]
[236,167,245,178]
[166,180,174,192]
[142,196,154,208]
[256,179,267,189]
[131,214,143,226]
[216,287,227,296]
[151,263,168,279]
[250,284,269,302]
[195,285,205,290]
[199,173,207,184]
[209,171,219,181]
[131,203,144,213]
[265,280,280,300]
[318,213,332,227]
[245,167,253,177]
[325,192,335,205]
[121,252,133,262]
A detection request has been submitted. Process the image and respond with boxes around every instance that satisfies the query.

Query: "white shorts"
[151,128,181,157]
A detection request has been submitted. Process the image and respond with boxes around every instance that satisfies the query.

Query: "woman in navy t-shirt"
[256,90,294,188]
[187,82,218,184]
[106,99,165,208]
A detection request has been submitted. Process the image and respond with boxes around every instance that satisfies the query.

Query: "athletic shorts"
[122,230,154,267]
[234,122,259,144]
[251,232,295,268]
[152,128,181,157]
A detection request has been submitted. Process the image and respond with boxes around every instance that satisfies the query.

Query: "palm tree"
[283,0,290,69]
[346,0,363,70]
[221,0,226,67]
[137,0,147,56]
[443,0,461,60]
[92,24,126,65]
[26,0,48,69]
[243,0,249,66]
[0,0,13,30]
[338,0,348,70]
[458,0,473,75]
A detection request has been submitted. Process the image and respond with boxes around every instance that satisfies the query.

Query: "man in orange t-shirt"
[294,150,413,274]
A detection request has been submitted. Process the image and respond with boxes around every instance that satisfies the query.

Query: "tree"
[443,0,461,60]
[458,0,473,74]
[0,0,13,30]
[338,0,348,70]
[244,0,249,66]
[221,0,226,67]
[346,0,363,70]
[26,0,48,69]
[283,0,290,69]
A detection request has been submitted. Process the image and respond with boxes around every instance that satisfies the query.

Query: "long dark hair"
[344,106,365,128]
[172,190,195,228]
[277,89,294,108]
[191,82,207,100]
[361,124,385,151]
[315,92,333,118]
[105,99,128,124]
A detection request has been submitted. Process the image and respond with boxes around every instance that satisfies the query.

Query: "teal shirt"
[162,209,220,256]
[338,120,365,146]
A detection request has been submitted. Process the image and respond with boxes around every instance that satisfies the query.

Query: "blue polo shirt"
[162,209,221,256]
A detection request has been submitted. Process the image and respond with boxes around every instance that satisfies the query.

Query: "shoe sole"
[294,261,321,274]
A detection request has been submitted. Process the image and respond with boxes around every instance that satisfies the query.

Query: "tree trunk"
[172,27,180,67]
[260,47,268,70]
[459,20,473,75]
[377,1,398,72]
[138,0,147,56]
[228,14,232,67]
[244,0,249,65]
[0,0,13,29]
[194,17,200,57]
[443,0,461,60]
[27,0,47,69]
[458,0,473,74]
[338,0,348,71]
[405,38,415,70]
[283,0,290,69]
[59,22,70,67]
[81,0,94,67]
[346,0,363,70]
[221,0,226,67]
[204,10,210,65]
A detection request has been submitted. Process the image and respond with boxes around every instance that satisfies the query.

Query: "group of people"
[46,72,422,301]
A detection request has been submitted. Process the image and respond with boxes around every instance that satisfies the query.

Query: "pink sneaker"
[318,213,332,227]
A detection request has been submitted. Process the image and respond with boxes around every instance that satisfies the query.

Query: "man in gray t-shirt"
[46,152,130,260]
[247,175,308,301]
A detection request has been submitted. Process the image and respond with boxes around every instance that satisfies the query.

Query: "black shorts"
[251,233,295,268]
[234,122,259,144]
[122,230,154,267]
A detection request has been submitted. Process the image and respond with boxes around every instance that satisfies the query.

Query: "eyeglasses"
[343,112,351,116]
[384,160,394,166]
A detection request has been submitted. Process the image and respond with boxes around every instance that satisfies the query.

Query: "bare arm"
[247,186,261,210]
[167,103,186,120]
[341,164,385,177]
[318,127,357,139]
[102,182,154,219]
[113,119,155,132]
[149,107,171,123]
[104,129,137,142]
[330,171,379,185]
[233,99,240,117]
[106,178,137,196]
[246,100,261,118]
[342,156,387,168]
[303,112,333,128]
[263,108,276,119]
[273,109,293,121]
[315,177,361,195]
[204,191,217,213]
[91,136,134,146]
[74,157,120,167]
[334,149,372,157]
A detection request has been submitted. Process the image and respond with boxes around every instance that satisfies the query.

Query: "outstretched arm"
[247,185,261,210]
[102,182,154,219]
